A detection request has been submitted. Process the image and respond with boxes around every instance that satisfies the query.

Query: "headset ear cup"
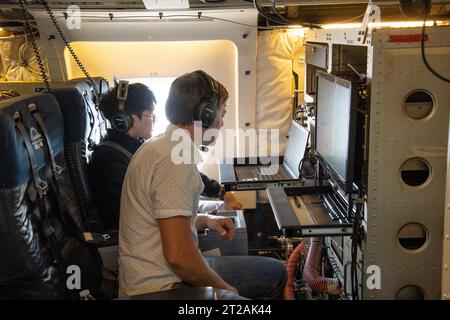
[111,112,132,133]
[193,70,220,128]
[196,102,217,128]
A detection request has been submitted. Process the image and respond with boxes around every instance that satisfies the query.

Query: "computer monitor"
[315,72,358,193]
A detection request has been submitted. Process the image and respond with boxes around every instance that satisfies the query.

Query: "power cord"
[72,13,280,31]
[271,0,290,24]
[252,0,321,28]
[299,156,321,180]
[18,0,51,93]
[39,0,101,100]
[421,7,450,83]
[253,0,288,25]
[350,195,363,300]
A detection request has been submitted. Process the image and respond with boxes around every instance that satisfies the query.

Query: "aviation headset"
[111,80,132,133]
[193,70,220,128]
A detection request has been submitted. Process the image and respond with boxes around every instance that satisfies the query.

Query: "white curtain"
[256,29,304,156]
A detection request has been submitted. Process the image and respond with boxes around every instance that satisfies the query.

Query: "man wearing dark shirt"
[89,83,241,230]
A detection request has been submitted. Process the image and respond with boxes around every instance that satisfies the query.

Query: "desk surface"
[288,196,316,226]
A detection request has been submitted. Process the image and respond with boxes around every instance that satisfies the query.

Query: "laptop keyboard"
[258,166,289,180]
[322,193,351,224]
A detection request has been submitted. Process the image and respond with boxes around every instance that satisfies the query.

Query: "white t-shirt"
[118,124,204,297]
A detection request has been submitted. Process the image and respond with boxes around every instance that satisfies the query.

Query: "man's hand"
[223,192,243,210]
[206,215,236,240]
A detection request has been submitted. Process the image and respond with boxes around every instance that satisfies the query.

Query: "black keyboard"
[322,193,351,224]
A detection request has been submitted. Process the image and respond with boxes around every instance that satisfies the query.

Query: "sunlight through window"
[124,77,175,137]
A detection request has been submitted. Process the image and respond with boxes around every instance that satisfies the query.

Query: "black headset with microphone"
[111,80,133,133]
[193,70,219,128]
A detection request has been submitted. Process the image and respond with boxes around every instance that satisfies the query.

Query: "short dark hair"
[100,82,156,120]
[165,70,228,125]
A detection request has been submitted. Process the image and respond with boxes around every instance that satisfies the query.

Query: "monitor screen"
[283,121,310,178]
[316,73,354,186]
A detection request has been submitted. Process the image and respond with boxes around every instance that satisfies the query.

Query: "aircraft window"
[396,285,426,300]
[397,222,429,253]
[403,89,435,121]
[123,77,175,136]
[400,157,431,188]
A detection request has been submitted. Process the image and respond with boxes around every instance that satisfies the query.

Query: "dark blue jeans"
[204,256,287,300]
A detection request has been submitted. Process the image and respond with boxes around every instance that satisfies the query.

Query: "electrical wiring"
[253,0,288,25]
[40,0,100,98]
[18,0,50,92]
[350,195,363,300]
[252,0,320,28]
[333,12,365,24]
[271,0,291,24]
[299,156,321,180]
[420,10,450,83]
[349,196,357,300]
[165,13,279,29]
[55,13,282,30]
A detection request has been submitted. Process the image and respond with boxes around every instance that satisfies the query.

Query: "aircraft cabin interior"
[0,0,450,301]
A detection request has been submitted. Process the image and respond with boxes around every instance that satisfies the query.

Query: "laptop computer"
[233,121,310,182]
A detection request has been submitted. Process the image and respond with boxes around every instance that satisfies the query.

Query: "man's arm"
[158,216,237,292]
[199,172,221,198]
[195,214,236,241]
[199,173,243,210]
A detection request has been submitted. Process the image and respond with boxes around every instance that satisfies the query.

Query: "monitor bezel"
[314,71,359,194]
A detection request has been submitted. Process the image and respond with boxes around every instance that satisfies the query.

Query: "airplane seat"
[0,93,104,299]
[51,79,120,295]
[51,78,111,234]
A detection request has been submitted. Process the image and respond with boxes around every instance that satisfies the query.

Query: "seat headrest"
[52,81,93,143]
[52,78,107,144]
[65,77,109,97]
[98,78,110,96]
[0,93,64,188]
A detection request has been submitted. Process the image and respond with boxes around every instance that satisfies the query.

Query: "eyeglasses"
[141,114,157,123]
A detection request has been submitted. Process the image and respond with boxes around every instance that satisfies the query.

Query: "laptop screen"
[283,121,310,178]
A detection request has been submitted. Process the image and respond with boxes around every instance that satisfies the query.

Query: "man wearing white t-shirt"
[118,70,286,299]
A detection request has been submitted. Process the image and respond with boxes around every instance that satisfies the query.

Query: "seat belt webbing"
[29,104,115,246]
[14,111,67,274]
[98,140,133,160]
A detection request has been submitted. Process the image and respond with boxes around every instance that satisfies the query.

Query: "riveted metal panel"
[366,26,450,300]
[305,25,450,300]
[443,119,450,300]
